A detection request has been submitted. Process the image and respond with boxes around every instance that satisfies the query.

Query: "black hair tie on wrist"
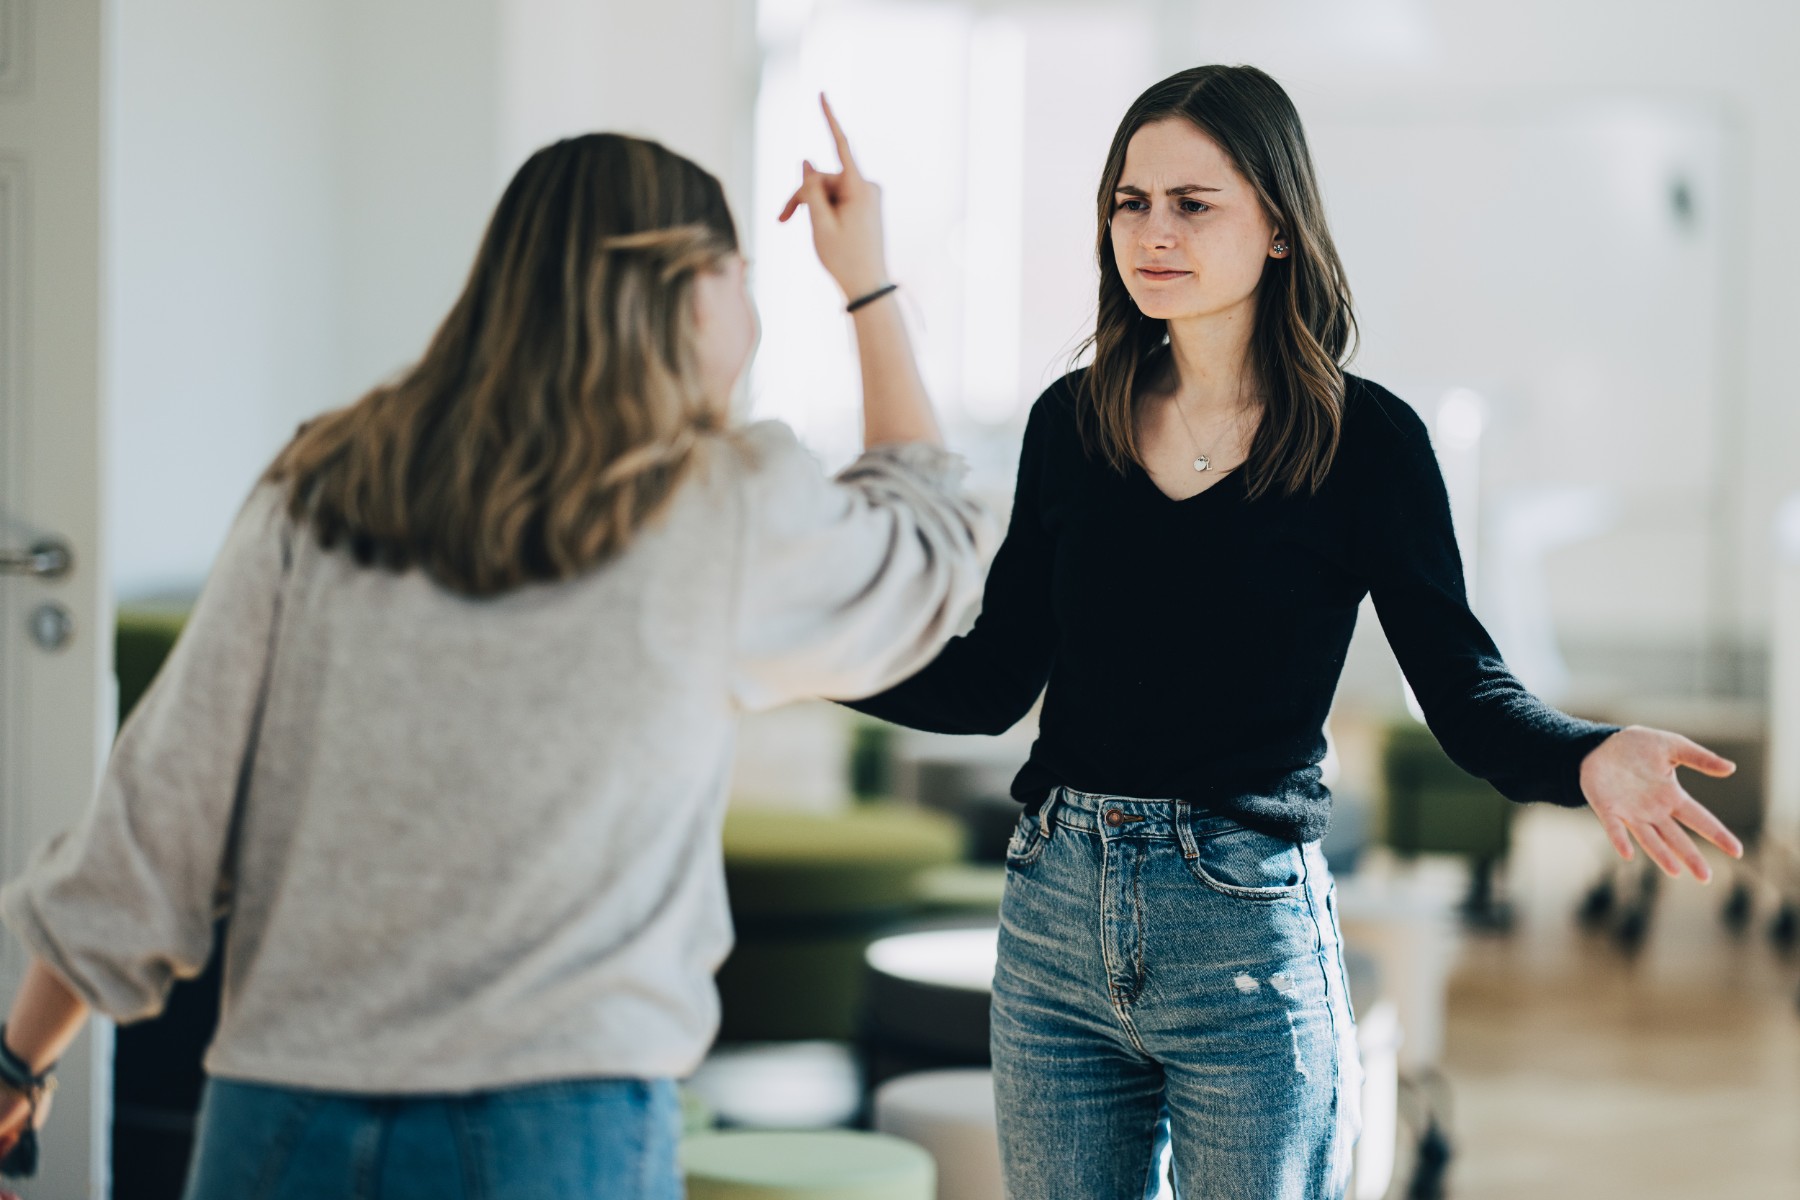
[0,1024,54,1180]
[846,282,898,313]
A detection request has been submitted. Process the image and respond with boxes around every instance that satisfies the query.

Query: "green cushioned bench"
[717,805,966,1042]
[1379,719,1515,927]
[682,1130,935,1200]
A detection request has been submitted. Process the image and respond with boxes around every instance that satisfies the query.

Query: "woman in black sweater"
[845,65,1742,1198]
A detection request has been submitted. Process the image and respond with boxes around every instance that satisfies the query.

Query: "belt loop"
[1174,799,1201,860]
[1040,787,1060,837]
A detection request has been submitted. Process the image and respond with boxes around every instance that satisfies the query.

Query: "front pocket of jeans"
[1004,811,1048,867]
[1183,824,1305,900]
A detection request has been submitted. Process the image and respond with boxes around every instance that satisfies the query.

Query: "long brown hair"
[1075,65,1356,501]
[265,134,740,597]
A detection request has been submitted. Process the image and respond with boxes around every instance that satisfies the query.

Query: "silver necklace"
[1168,394,1245,473]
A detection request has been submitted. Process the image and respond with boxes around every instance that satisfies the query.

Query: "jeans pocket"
[1183,821,1306,901]
[1004,808,1050,868]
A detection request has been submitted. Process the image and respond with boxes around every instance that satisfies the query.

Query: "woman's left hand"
[1579,725,1744,882]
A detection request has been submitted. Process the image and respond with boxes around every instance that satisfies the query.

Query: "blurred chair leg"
[1613,862,1660,954]
[1458,856,1514,933]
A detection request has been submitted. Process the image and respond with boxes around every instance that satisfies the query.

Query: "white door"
[0,0,113,1196]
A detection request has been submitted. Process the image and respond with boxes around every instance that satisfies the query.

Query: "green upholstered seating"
[116,606,189,724]
[681,1086,718,1136]
[1377,720,1513,859]
[907,862,1005,919]
[1378,719,1516,926]
[716,805,965,1042]
[722,806,966,913]
[681,1130,935,1200]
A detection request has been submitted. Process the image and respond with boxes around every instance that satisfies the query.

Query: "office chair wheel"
[1577,878,1615,927]
[1770,903,1799,952]
[1721,882,1754,933]
[1615,907,1651,953]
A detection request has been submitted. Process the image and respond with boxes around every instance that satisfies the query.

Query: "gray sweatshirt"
[1,422,996,1093]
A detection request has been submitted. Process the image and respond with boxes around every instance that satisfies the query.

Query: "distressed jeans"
[991,785,1361,1200]
[181,1075,682,1200]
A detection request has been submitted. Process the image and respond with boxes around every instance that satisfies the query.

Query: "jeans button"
[1105,809,1124,827]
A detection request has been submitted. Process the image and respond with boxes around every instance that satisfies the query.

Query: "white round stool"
[1350,997,1403,1200]
[872,1068,1004,1200]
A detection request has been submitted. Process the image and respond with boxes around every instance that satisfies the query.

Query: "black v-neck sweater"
[844,369,1620,843]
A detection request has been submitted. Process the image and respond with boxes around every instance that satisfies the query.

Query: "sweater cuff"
[1551,723,1624,808]
[0,874,154,1024]
[839,440,970,494]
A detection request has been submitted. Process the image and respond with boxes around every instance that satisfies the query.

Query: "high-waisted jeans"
[181,1075,681,1200]
[990,785,1361,1199]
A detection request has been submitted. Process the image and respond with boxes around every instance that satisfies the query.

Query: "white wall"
[331,2,503,405]
[106,1,340,597]
[107,0,756,598]
[500,0,758,217]
[1153,0,1800,673]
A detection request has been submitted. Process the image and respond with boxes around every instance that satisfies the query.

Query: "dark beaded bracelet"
[0,1029,49,1093]
[0,1025,50,1180]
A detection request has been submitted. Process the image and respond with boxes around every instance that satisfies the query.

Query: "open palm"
[1579,724,1744,882]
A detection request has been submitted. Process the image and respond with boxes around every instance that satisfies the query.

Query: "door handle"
[0,538,72,579]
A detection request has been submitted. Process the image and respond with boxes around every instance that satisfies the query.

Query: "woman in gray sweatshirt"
[0,99,993,1198]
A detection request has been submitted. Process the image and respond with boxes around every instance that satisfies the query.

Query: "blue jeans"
[182,1075,682,1200]
[991,785,1361,1200]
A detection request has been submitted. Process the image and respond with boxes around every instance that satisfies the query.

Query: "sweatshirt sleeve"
[729,421,999,712]
[0,483,292,1022]
[1355,388,1619,806]
[841,388,1059,735]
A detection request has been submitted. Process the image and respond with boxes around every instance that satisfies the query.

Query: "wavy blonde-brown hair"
[1075,65,1357,500]
[264,133,740,597]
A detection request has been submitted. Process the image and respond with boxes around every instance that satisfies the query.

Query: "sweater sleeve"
[1355,390,1619,806]
[841,389,1059,735]
[728,421,999,712]
[0,483,292,1022]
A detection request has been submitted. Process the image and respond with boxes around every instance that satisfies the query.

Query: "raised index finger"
[820,93,861,179]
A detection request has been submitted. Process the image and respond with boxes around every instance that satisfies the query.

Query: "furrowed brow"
[1114,183,1224,196]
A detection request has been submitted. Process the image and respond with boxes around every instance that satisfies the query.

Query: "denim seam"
[349,1105,386,1200]
[245,1092,324,1200]
[1098,832,1150,1055]
[1005,820,1048,867]
[631,1080,653,1199]
[1174,799,1201,859]
[1298,847,1345,1198]
[1131,849,1147,1003]
[1008,792,1063,867]
[1325,884,1358,1026]
[447,1098,485,1200]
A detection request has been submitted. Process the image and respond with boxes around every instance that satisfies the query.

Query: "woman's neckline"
[1130,458,1248,505]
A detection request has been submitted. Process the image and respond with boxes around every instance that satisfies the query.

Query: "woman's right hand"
[778,94,890,301]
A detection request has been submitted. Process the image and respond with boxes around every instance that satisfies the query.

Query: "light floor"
[1437,806,1800,1199]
